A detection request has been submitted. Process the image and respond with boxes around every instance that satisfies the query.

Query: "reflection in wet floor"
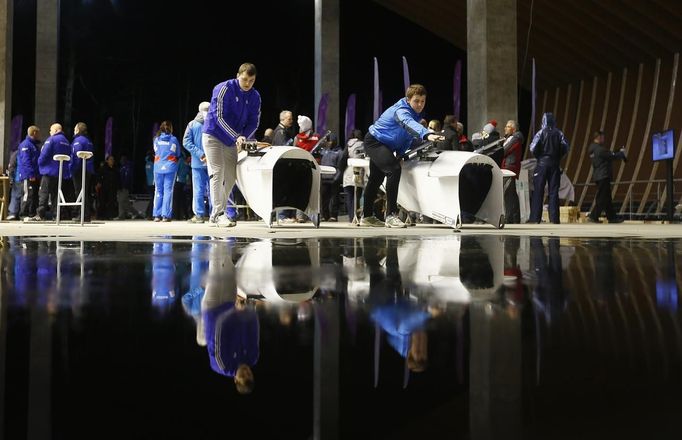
[0,235,681,439]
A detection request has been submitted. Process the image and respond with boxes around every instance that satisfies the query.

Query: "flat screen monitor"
[652,129,675,161]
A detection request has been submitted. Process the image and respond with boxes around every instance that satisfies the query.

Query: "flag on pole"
[9,115,23,151]
[345,93,356,142]
[104,117,113,159]
[373,57,380,121]
[316,93,329,134]
[453,60,462,120]
[530,57,537,139]
[402,56,410,92]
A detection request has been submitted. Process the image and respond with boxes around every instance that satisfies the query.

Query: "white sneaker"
[385,214,406,228]
[214,214,236,228]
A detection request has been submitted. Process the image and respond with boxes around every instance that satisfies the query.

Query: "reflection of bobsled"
[397,144,514,229]
[397,236,504,303]
[235,239,320,303]
[236,146,335,228]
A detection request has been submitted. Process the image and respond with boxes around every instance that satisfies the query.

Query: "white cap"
[198,101,210,112]
[297,115,312,133]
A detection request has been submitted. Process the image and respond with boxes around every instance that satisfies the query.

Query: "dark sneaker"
[608,217,624,224]
[188,215,205,224]
[360,216,384,227]
[585,216,601,223]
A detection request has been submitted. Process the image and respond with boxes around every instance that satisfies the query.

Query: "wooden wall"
[525,53,682,215]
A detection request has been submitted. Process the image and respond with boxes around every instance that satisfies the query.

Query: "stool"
[54,151,93,225]
[347,158,369,226]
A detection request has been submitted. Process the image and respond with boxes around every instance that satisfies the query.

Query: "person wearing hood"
[527,112,570,224]
[70,122,95,221]
[152,120,181,222]
[16,125,42,219]
[294,115,321,152]
[360,84,444,228]
[183,101,211,223]
[202,62,261,228]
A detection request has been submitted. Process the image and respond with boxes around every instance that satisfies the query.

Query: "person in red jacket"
[294,115,320,152]
[502,120,524,224]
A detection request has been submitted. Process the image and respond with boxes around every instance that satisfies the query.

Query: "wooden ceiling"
[373,0,682,90]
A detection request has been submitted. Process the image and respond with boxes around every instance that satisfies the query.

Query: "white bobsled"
[235,239,320,303]
[397,146,515,229]
[236,145,335,227]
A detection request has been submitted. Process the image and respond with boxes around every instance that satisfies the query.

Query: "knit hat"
[483,122,497,134]
[297,115,312,133]
[198,101,210,112]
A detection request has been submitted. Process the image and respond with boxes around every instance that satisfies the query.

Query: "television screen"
[652,129,675,161]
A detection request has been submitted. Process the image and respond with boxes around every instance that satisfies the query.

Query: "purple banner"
[9,114,23,151]
[344,93,356,142]
[402,56,410,92]
[453,60,462,120]
[373,57,380,121]
[530,57,537,139]
[316,92,329,134]
[104,117,113,159]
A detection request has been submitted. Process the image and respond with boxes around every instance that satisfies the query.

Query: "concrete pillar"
[0,0,12,169]
[35,0,59,134]
[314,0,339,137]
[467,0,517,132]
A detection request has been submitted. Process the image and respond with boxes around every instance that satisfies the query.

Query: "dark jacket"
[437,125,458,151]
[39,132,72,178]
[272,123,295,146]
[589,142,625,181]
[529,113,569,166]
[320,145,346,183]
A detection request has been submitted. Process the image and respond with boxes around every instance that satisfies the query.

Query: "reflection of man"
[181,238,210,345]
[151,242,176,312]
[202,243,259,394]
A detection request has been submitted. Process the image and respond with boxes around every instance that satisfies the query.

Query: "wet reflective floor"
[1,235,681,439]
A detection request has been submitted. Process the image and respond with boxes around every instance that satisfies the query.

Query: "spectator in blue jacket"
[202,62,261,228]
[319,132,345,221]
[183,101,211,223]
[70,122,95,221]
[152,121,181,222]
[17,126,42,218]
[360,84,444,228]
[29,123,71,221]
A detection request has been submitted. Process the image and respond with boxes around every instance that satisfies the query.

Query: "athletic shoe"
[360,216,384,227]
[215,214,236,228]
[385,215,406,228]
[188,215,205,224]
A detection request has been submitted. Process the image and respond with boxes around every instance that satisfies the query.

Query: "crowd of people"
[4,60,627,226]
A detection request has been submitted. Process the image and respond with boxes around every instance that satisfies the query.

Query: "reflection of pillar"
[28,297,52,438]
[0,0,13,166]
[469,302,522,440]
[314,300,339,440]
[314,0,339,136]
[35,0,59,132]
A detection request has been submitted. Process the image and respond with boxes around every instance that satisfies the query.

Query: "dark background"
[10,0,529,191]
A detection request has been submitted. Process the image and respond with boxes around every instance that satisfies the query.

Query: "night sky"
[10,0,527,191]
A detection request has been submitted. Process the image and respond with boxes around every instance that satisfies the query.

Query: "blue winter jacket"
[368,97,430,156]
[70,134,95,175]
[204,302,259,377]
[153,133,181,174]
[529,112,570,166]
[17,135,40,181]
[38,132,72,178]
[202,78,261,147]
[183,112,207,169]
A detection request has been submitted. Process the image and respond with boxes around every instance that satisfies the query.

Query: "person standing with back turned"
[527,112,569,224]
[202,62,261,228]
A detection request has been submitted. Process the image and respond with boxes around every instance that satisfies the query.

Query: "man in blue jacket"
[28,123,71,221]
[183,101,211,223]
[360,84,444,228]
[16,125,42,219]
[527,112,570,224]
[70,122,95,221]
[202,62,261,228]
